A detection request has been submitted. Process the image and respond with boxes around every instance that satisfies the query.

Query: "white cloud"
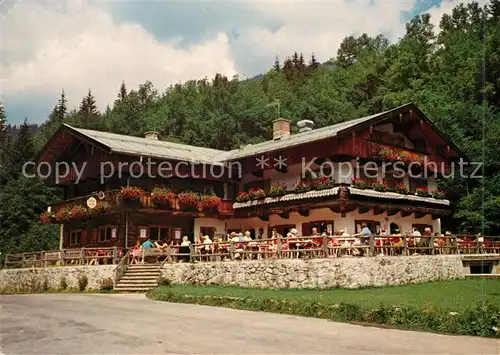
[229,0,415,75]
[2,1,237,112]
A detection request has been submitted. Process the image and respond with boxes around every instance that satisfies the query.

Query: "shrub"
[120,186,144,202]
[178,191,200,211]
[292,180,311,193]
[372,182,388,192]
[200,194,221,212]
[268,182,287,197]
[42,278,49,292]
[100,278,114,291]
[151,187,175,206]
[60,276,68,290]
[248,188,266,200]
[158,276,171,286]
[313,177,335,190]
[78,275,88,291]
[236,191,249,202]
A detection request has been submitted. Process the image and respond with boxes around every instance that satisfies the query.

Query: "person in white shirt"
[243,231,252,241]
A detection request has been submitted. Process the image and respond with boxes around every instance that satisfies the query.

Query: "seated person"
[179,236,191,262]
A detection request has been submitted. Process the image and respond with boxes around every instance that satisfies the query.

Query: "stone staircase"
[114,263,161,292]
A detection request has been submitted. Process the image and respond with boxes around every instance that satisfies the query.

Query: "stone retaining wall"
[161,255,465,289]
[0,265,115,293]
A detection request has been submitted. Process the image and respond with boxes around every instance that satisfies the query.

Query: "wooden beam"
[298,208,309,217]
[401,211,413,218]
[358,206,370,214]
[278,211,290,219]
[373,207,385,216]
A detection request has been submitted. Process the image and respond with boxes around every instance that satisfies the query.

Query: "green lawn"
[150,279,500,311]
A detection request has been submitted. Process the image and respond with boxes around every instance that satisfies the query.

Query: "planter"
[236,192,250,202]
[313,177,335,190]
[432,190,446,199]
[151,188,175,209]
[372,183,388,192]
[269,182,287,197]
[248,188,266,200]
[415,187,431,197]
[200,194,222,213]
[293,181,311,193]
[395,183,409,195]
[178,192,200,212]
[351,179,370,190]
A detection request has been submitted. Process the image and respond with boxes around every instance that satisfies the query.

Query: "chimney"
[297,119,314,133]
[144,131,159,140]
[272,118,291,140]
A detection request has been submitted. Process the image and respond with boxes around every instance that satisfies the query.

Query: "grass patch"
[147,279,500,338]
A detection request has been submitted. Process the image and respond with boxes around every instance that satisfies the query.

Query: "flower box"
[236,191,250,202]
[89,201,111,214]
[351,178,370,190]
[313,177,335,190]
[431,190,446,199]
[178,191,200,212]
[55,208,71,222]
[120,186,144,204]
[395,183,409,195]
[248,188,266,200]
[40,211,55,224]
[268,182,287,197]
[372,182,388,192]
[200,194,222,213]
[293,180,311,193]
[70,205,88,218]
[415,187,430,197]
[151,187,175,208]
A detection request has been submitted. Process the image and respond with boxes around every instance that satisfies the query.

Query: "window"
[409,177,428,193]
[98,226,113,242]
[358,165,378,186]
[355,220,381,235]
[302,221,334,236]
[70,230,82,245]
[149,227,170,242]
[386,173,404,189]
[200,227,216,238]
[269,224,296,238]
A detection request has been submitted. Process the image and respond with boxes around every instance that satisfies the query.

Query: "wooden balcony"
[46,190,235,223]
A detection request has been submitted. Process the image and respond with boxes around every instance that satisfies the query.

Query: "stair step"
[121,275,159,280]
[115,284,157,289]
[128,264,161,268]
[113,287,153,292]
[118,279,159,284]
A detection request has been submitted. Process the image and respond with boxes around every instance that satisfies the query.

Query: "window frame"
[70,229,82,246]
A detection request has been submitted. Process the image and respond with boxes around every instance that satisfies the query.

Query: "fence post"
[277,237,282,259]
[229,241,235,261]
[430,236,435,255]
[80,248,85,265]
[113,246,118,264]
[21,253,26,268]
[402,236,407,256]
[60,249,65,266]
[4,254,8,269]
[189,244,194,263]
[322,235,328,258]
[369,235,375,257]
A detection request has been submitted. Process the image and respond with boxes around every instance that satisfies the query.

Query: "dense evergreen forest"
[0,0,499,259]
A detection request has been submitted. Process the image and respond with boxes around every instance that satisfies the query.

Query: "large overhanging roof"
[39,103,466,165]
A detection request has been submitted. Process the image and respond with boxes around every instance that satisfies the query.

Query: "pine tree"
[85,90,98,116]
[283,58,294,81]
[56,90,67,122]
[298,53,306,73]
[309,53,319,70]
[5,119,35,179]
[292,51,300,68]
[273,56,281,71]
[0,104,6,133]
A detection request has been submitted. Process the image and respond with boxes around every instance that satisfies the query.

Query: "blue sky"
[2,0,460,125]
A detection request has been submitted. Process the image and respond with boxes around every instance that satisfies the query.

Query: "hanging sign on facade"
[86,197,97,209]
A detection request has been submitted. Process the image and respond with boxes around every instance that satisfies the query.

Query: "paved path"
[0,294,498,354]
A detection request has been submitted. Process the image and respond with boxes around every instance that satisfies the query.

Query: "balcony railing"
[45,189,234,223]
